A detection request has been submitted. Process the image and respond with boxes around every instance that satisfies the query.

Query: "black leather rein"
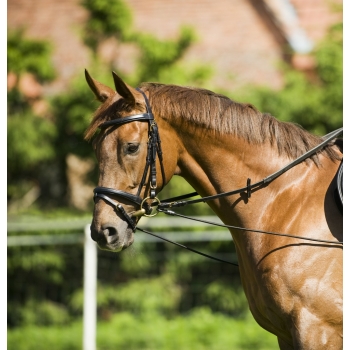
[157,127,344,210]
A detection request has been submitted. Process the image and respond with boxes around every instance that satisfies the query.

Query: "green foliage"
[235,23,342,135]
[127,25,213,86]
[95,308,278,350]
[118,243,154,275]
[81,0,212,86]
[7,249,64,273]
[7,31,58,204]
[131,26,196,82]
[7,310,278,350]
[7,110,58,203]
[316,23,342,86]
[7,243,84,328]
[163,250,204,281]
[70,275,182,317]
[7,30,56,82]
[7,30,57,149]
[49,77,100,159]
[14,300,71,327]
[7,111,57,174]
[202,281,247,317]
[82,0,132,51]
[128,25,212,86]
[7,323,82,350]
[156,61,213,87]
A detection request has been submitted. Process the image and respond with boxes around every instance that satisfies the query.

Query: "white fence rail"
[7,215,231,350]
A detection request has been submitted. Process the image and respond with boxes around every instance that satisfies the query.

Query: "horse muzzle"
[90,221,134,252]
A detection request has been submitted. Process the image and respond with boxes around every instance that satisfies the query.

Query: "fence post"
[83,224,97,350]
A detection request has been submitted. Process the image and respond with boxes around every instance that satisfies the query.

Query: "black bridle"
[93,90,343,265]
[93,89,166,230]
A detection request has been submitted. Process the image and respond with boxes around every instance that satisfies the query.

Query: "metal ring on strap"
[141,197,160,217]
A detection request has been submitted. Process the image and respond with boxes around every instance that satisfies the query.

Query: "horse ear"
[112,71,141,106]
[85,69,115,102]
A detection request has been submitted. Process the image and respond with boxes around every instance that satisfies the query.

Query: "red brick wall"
[7,0,341,94]
[290,0,342,42]
[126,0,284,90]
[8,0,90,94]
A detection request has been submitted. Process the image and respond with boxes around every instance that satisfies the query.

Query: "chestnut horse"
[84,70,343,350]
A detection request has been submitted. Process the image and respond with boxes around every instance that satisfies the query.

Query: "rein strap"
[158,127,343,209]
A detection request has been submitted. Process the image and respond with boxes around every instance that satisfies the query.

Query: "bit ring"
[141,196,160,217]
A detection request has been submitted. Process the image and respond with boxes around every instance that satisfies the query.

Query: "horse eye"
[126,143,140,154]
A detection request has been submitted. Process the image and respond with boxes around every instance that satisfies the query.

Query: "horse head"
[84,70,178,252]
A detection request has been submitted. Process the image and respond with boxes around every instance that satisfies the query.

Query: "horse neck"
[164,120,306,229]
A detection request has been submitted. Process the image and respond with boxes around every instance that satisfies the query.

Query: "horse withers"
[84,70,343,350]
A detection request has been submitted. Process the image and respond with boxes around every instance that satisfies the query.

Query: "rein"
[136,226,239,266]
[157,128,343,210]
[155,210,343,245]
[93,90,343,265]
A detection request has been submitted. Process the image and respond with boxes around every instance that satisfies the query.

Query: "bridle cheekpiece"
[93,89,166,230]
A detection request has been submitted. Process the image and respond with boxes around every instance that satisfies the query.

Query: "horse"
[84,70,343,350]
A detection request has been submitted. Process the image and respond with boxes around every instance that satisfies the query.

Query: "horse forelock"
[84,94,144,141]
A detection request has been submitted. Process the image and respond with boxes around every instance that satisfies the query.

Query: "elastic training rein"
[93,90,343,266]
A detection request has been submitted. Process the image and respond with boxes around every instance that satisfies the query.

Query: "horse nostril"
[90,224,118,243]
[101,223,120,239]
[102,226,117,237]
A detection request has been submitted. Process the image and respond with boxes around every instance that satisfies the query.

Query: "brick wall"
[7,0,341,94]
[126,0,284,90]
[8,0,90,94]
[290,0,342,42]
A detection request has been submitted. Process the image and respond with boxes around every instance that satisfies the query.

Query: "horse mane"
[139,83,340,164]
[85,82,341,164]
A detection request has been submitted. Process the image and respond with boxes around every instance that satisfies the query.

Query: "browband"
[99,88,154,129]
[99,113,154,129]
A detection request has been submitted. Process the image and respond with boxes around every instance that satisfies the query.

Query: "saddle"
[333,139,343,214]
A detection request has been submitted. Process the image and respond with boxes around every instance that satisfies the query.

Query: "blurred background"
[7,0,342,349]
